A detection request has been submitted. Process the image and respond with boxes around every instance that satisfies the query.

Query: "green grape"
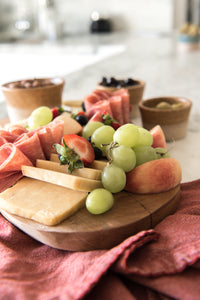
[155,147,170,159]
[101,163,126,193]
[135,127,153,147]
[113,123,139,147]
[28,106,53,130]
[108,145,136,172]
[86,188,114,215]
[133,145,157,166]
[91,125,115,154]
[82,121,104,140]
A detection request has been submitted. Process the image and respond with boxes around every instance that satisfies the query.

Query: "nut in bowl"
[97,77,145,118]
[1,77,65,123]
[139,97,192,141]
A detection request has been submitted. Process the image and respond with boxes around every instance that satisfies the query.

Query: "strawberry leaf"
[53,143,67,156]
[53,141,84,173]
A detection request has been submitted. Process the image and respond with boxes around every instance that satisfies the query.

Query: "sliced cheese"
[89,160,107,170]
[22,165,103,192]
[50,153,107,170]
[36,159,102,180]
[0,177,87,226]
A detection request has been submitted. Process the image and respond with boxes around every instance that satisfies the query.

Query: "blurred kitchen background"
[0,0,200,109]
[0,0,199,42]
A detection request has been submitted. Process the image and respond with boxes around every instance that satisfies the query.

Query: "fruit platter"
[0,83,182,251]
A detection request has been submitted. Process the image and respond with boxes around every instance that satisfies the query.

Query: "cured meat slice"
[113,89,130,123]
[109,96,124,124]
[14,132,45,165]
[84,94,100,112]
[47,119,64,145]
[37,127,55,160]
[87,100,113,119]
[93,89,111,99]
[0,136,7,146]
[8,125,28,137]
[0,130,17,143]
[0,143,32,175]
[0,143,32,192]
[0,173,23,193]
[84,88,130,124]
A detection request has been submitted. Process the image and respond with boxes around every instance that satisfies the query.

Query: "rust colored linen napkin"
[0,179,200,300]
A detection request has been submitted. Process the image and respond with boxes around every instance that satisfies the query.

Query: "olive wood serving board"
[1,185,180,251]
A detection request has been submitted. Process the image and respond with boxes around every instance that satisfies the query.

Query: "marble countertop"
[0,32,200,183]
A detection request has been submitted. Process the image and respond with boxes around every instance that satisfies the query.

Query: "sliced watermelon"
[89,111,103,122]
[150,125,167,149]
[109,95,124,124]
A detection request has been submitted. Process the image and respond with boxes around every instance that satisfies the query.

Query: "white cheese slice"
[22,165,103,192]
[36,159,102,180]
[50,153,107,170]
[0,177,88,226]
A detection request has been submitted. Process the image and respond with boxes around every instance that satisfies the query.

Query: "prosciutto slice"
[109,96,124,124]
[93,89,111,99]
[14,132,45,165]
[87,100,113,119]
[113,89,130,124]
[84,94,100,112]
[0,143,32,192]
[0,130,18,143]
[84,88,130,124]
[47,119,64,145]
[0,136,7,146]
[8,125,28,137]
[37,127,55,160]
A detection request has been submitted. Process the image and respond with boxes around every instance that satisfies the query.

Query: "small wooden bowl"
[97,79,145,118]
[1,77,65,123]
[139,97,192,141]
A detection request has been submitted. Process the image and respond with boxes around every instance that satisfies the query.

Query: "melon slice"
[53,112,82,135]
[150,125,167,149]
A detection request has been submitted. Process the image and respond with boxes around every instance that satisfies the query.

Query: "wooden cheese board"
[1,185,180,251]
[0,101,180,251]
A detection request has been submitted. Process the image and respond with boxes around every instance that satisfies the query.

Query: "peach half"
[125,158,182,194]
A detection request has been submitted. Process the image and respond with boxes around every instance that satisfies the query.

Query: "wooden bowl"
[139,97,192,141]
[1,77,65,123]
[97,79,145,118]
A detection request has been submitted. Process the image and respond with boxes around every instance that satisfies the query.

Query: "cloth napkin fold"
[1,179,200,300]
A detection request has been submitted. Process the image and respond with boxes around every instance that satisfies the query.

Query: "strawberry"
[77,111,88,117]
[51,107,64,119]
[54,134,95,173]
[111,122,121,130]
[102,114,122,130]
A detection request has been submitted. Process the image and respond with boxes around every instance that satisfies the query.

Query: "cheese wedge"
[0,177,87,226]
[50,153,107,170]
[22,165,103,192]
[36,159,102,180]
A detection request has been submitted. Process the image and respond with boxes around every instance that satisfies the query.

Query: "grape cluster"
[99,77,139,88]
[83,122,169,215]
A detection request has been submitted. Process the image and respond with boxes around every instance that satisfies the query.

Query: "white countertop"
[0,33,200,183]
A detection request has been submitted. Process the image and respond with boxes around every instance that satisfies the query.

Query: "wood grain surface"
[1,185,180,251]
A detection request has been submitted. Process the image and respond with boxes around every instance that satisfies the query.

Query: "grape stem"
[102,142,119,164]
